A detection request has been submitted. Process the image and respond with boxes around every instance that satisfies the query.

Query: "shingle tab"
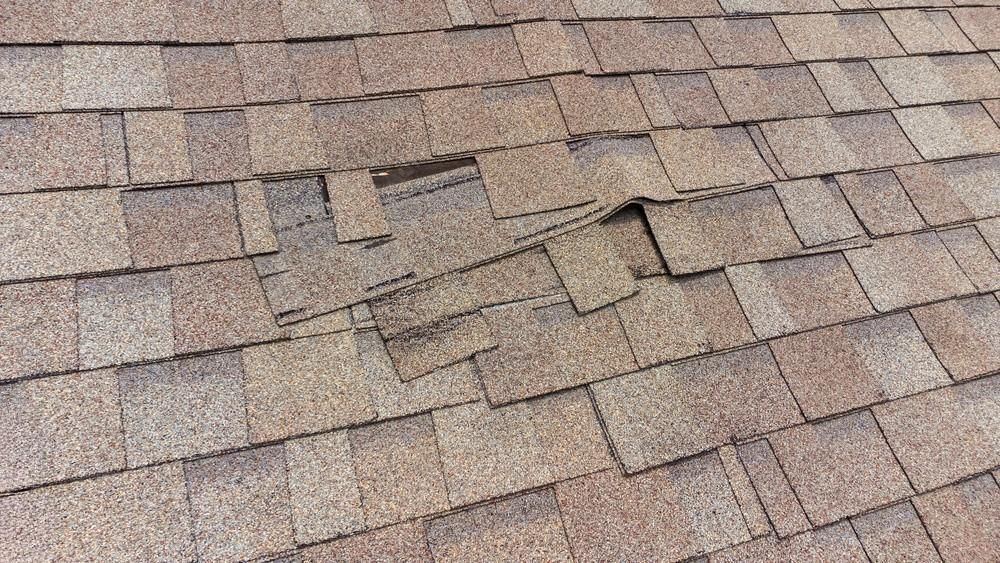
[482,80,568,146]
[808,61,896,113]
[913,474,1000,563]
[245,103,327,174]
[895,156,1000,225]
[235,43,299,103]
[712,522,868,562]
[0,46,63,113]
[357,32,460,93]
[694,17,794,66]
[585,20,714,73]
[851,502,941,563]
[421,87,503,155]
[78,271,173,368]
[285,431,364,544]
[911,295,1000,381]
[651,126,776,191]
[300,521,431,562]
[512,21,582,77]
[881,9,975,54]
[893,103,1000,161]
[710,66,830,122]
[544,223,636,313]
[280,0,376,38]
[62,46,170,110]
[186,110,252,182]
[773,177,863,247]
[836,171,926,236]
[477,142,589,218]
[871,53,1000,106]
[939,225,1000,292]
[162,46,244,109]
[950,6,1000,50]
[0,280,78,381]
[287,40,364,101]
[738,440,811,538]
[124,111,193,185]
[772,13,905,60]
[313,96,432,170]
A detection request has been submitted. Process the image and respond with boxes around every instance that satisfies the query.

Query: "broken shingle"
[694,17,794,66]
[185,110,252,182]
[913,474,1000,563]
[808,61,897,113]
[287,40,364,101]
[773,177,863,247]
[836,171,926,236]
[851,502,941,563]
[285,431,364,545]
[584,20,714,73]
[313,96,432,170]
[772,13,905,60]
[0,280,78,381]
[893,103,1000,161]
[512,21,581,77]
[738,440,812,538]
[651,126,776,191]
[911,294,1000,381]
[118,353,247,467]
[61,45,171,110]
[0,46,63,113]
[420,87,503,155]
[384,312,496,381]
[477,142,589,218]
[235,43,299,104]
[124,111,193,185]
[544,223,636,314]
[245,103,327,175]
[710,66,831,122]
[161,46,244,109]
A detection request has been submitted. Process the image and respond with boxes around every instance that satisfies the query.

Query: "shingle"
[738,440,811,538]
[421,87,503,155]
[426,489,573,562]
[0,464,195,562]
[477,142,589,218]
[482,80,568,146]
[851,502,941,563]
[882,9,975,54]
[836,171,926,236]
[845,232,975,312]
[911,295,1000,381]
[236,43,299,103]
[759,113,921,178]
[727,252,875,338]
[490,0,577,19]
[119,353,247,467]
[0,46,62,113]
[718,445,771,538]
[58,0,179,42]
[694,17,794,66]
[895,156,1000,225]
[235,180,279,255]
[356,32,460,93]
[615,272,755,367]
[0,370,122,493]
[1,115,107,192]
[349,415,449,527]
[550,74,651,135]
[872,54,1000,106]
[512,21,582,77]
[122,184,241,267]
[433,389,612,505]
[280,0,376,38]
[630,74,681,128]
[873,375,1000,491]
[563,23,601,74]
[567,135,679,202]
[168,0,280,42]
[170,259,282,353]
[287,41,364,101]
[101,114,129,187]
[245,103,327,174]
[772,13,905,60]
[769,411,914,525]
[981,217,1000,253]
[300,521,431,562]
[184,446,295,562]
[476,297,636,404]
[710,66,830,122]
[0,280,77,381]
[592,345,802,472]
[584,20,714,73]
[313,96,432,170]
[555,454,750,561]
[913,474,1000,563]
[0,118,42,194]
[774,177,863,247]
[325,170,391,242]
[592,211,662,279]
[369,0,450,32]
[719,0,838,12]
[0,189,131,282]
[651,126,776,191]
[124,111,193,184]
[285,431,364,544]
[950,6,1000,50]
[893,103,1000,160]
[712,522,868,562]
[384,313,497,380]
[808,61,896,113]
[162,46,243,109]
[242,332,375,442]
[939,226,1000,292]
[186,110,252,182]
[78,271,173,369]
[62,45,170,110]
[544,223,636,313]
[653,72,729,128]
[446,27,528,84]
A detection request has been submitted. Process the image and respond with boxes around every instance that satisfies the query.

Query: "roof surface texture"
[1,0,999,561]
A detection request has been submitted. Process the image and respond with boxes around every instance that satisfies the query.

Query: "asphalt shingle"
[124,111,193,185]
[185,110,252,183]
[913,474,1000,563]
[911,295,1000,381]
[851,502,941,563]
[162,46,244,109]
[0,46,63,113]
[245,103,327,174]
[313,96,432,170]
[651,126,776,191]
[738,439,811,538]
[0,280,78,381]
[694,17,794,66]
[284,430,363,545]
[61,45,170,110]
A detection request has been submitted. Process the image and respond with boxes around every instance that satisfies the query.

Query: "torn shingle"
[694,17,794,67]
[477,142,589,218]
[712,522,868,562]
[235,43,299,104]
[568,135,679,203]
[280,0,376,38]
[313,96,432,170]
[481,80,568,146]
[0,280,77,381]
[124,111,193,185]
[808,61,897,113]
[544,222,636,314]
[285,431,363,544]
[384,312,496,381]
[300,521,431,562]
[651,126,776,191]
[287,41,364,101]
[550,74,652,135]
[772,13,905,60]
[913,474,1000,563]
[61,46,170,110]
[0,46,62,113]
[0,370,123,493]
[118,353,247,467]
[911,294,1000,381]
[234,180,279,255]
[710,66,831,122]
[836,171,926,236]
[773,177,863,247]
[893,103,1000,161]
[591,345,802,472]
[245,103,327,175]
[851,502,941,563]
[161,46,244,109]
[738,440,812,538]
[421,87,504,155]
[185,110,252,183]
[881,9,975,54]
[939,226,1000,292]
[512,21,581,77]
[584,20,714,73]
[652,72,729,128]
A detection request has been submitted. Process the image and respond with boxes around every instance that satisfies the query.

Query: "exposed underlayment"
[1,1,999,561]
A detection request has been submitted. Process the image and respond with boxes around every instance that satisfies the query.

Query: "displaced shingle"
[592,345,802,472]
[300,521,431,562]
[694,17,794,66]
[769,411,914,525]
[349,415,449,527]
[652,72,729,128]
[446,27,529,84]
[285,431,364,544]
[893,103,1000,160]
[477,142,589,218]
[939,226,1000,292]
[245,103,327,174]
[426,489,573,562]
[851,502,941,563]
[710,66,830,122]
[0,189,130,282]
[421,87,503,155]
[280,0,376,38]
[544,223,636,313]
[512,21,581,77]
[314,96,432,169]
[433,390,612,505]
[555,454,750,561]
[287,41,364,101]
[738,439,811,538]
[118,353,247,466]
[356,32,460,93]
[242,332,375,442]
[235,180,279,255]
[770,312,949,420]
[873,375,1000,491]
[184,446,295,562]
[78,271,173,368]
[773,177,863,247]
[913,474,1000,563]
[950,6,1000,50]
[727,252,875,339]
[162,46,244,109]
[844,232,975,312]
[0,370,123,493]
[235,43,299,103]
[712,522,868,562]
[384,312,496,381]
[186,110,252,182]
[124,111,193,184]
[568,135,679,202]
[62,46,170,109]
[881,9,975,54]
[772,13,905,60]
[171,259,282,353]
[911,295,1000,381]
[0,464,195,562]
[584,20,715,73]
[871,53,1000,105]
[482,80,568,146]
[836,171,926,236]
[122,184,242,267]
[0,280,77,381]
[651,126,776,191]
[325,170,391,242]
[808,61,897,113]
[550,74,651,135]
[0,46,63,113]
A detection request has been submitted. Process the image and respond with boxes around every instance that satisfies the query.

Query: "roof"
[1,1,999,561]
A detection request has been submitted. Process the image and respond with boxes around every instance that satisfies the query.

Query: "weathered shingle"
[421,87,503,155]
[550,74,652,135]
[300,521,431,562]
[738,439,812,538]
[939,225,1000,292]
[544,222,636,313]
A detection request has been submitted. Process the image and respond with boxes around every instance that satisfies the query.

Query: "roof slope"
[1,1,999,561]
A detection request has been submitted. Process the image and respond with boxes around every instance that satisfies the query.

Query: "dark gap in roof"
[371,157,476,188]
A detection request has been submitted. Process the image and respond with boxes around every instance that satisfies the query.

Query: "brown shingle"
[119,353,247,466]
[300,521,431,562]
[913,474,1000,563]
[544,222,636,313]
[184,446,294,562]
[873,375,1000,491]
[712,522,868,562]
[280,0,376,38]
[356,32,460,93]
[871,53,1000,106]
[808,61,896,113]
[0,370,123,493]
[0,46,62,113]
[939,225,1000,292]
[235,180,279,255]
[555,454,750,561]
[851,502,941,563]
[124,111,193,184]
[774,177,863,247]
[369,0,451,32]
[56,0,178,42]
[101,114,129,187]
[325,170,391,242]
[477,142,589,218]
[710,66,830,122]
[772,13,905,60]
[893,103,1000,161]
[651,126,776,191]
[512,21,581,77]
[844,232,975,312]
[568,135,679,202]
[551,74,652,135]
[490,0,576,19]
[727,252,875,338]
[421,87,503,155]
[0,280,77,381]
[719,445,771,538]
[186,110,252,182]
[950,6,1000,50]
[446,27,528,84]
[653,72,729,128]
[168,0,284,43]
[694,17,794,66]
[562,23,601,74]
[235,43,299,104]
[719,0,838,12]
[881,9,975,54]
[584,20,714,73]
[314,96,432,169]
[911,295,1000,381]
[836,171,926,236]
[384,312,496,381]
[245,103,327,174]
[242,332,375,442]
[895,156,1000,225]
[482,80,568,146]
[738,439,811,538]
[287,41,364,101]
[1,115,107,192]
[285,431,364,544]
[61,46,170,110]
[162,46,244,109]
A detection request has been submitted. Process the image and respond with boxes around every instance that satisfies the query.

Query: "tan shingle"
[939,225,1000,292]
[544,222,636,313]
[325,170,391,242]
[911,295,1000,381]
[369,0,450,33]
[772,13,905,60]
[101,114,129,187]
[550,74,651,135]
[313,96,432,170]
[652,72,729,128]
[881,9,975,54]
[186,110,252,182]
[808,61,896,113]
[235,43,299,103]
[895,156,1000,225]
[851,502,941,563]
[836,171,926,236]
[280,0,376,38]
[421,87,503,155]
[477,142,589,218]
[738,439,811,538]
[710,65,830,122]
[694,17,794,66]
[245,103,327,174]
[950,6,1000,50]
[357,32,460,93]
[0,46,62,113]
[285,431,363,544]
[446,27,528,84]
[482,80,568,146]
[300,521,431,562]
[162,46,244,109]
[774,177,863,247]
[568,135,679,202]
[0,280,78,381]
[168,0,284,42]
[712,522,868,562]
[62,45,170,110]
[913,474,1000,563]
[872,53,1000,105]
[124,111,193,185]
[584,20,714,73]
[512,21,582,77]
[651,126,776,191]
[234,180,279,255]
[893,103,1000,161]
[287,40,364,101]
